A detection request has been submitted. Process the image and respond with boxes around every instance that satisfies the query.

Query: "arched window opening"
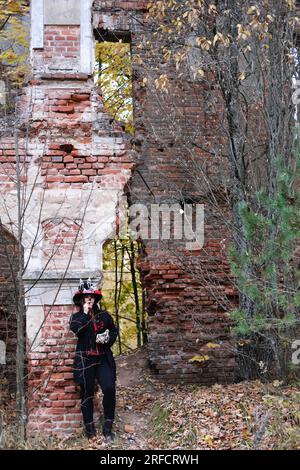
[102,236,147,356]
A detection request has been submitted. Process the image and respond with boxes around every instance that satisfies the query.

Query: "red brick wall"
[94,1,239,384]
[0,138,28,187]
[44,26,80,61]
[33,25,81,72]
[41,219,83,269]
[25,84,134,189]
[27,305,81,435]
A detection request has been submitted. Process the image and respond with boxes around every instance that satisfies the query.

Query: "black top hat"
[73,278,102,304]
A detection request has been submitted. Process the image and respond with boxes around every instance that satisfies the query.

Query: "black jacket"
[69,309,118,384]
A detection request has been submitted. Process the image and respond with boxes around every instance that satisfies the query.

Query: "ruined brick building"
[0,0,241,434]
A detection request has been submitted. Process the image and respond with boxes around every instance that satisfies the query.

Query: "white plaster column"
[31,0,94,73]
[80,0,95,74]
[31,0,44,50]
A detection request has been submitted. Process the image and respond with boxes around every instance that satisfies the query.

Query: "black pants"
[79,355,116,427]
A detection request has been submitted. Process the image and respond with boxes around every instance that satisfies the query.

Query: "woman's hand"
[83,303,90,315]
[83,295,95,314]
[96,329,110,344]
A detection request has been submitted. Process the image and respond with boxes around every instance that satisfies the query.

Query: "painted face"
[83,294,95,308]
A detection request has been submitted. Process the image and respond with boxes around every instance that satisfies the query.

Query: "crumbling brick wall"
[0,0,240,436]
[27,305,81,433]
[93,0,238,384]
[0,0,135,434]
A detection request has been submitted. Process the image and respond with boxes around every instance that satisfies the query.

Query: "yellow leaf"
[272,380,283,387]
[189,354,210,363]
[237,24,252,41]
[242,428,251,440]
[247,6,256,15]
[205,342,221,349]
[213,33,220,46]
[154,74,169,92]
[209,5,217,15]
[203,435,214,446]
[286,0,295,10]
[247,6,260,15]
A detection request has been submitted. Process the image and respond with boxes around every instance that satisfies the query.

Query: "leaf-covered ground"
[1,347,299,450]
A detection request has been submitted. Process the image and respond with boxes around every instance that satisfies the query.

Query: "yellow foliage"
[204,342,221,349]
[208,4,217,15]
[237,24,252,41]
[0,0,29,86]
[96,41,133,134]
[213,33,223,46]
[102,237,145,353]
[154,74,169,92]
[196,37,212,51]
[286,0,296,10]
[247,6,260,16]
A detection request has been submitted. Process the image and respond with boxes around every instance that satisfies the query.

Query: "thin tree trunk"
[127,241,142,347]
[141,287,147,345]
[218,1,256,320]
[114,240,122,354]
[15,127,26,441]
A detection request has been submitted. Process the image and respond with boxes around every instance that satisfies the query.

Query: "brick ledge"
[40,73,90,81]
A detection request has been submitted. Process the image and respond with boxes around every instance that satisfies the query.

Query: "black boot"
[102,419,115,442]
[85,422,96,439]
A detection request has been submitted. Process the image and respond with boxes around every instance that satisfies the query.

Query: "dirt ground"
[61,347,300,451]
[79,346,165,450]
[1,346,299,450]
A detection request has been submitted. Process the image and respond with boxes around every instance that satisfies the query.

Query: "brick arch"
[41,217,83,270]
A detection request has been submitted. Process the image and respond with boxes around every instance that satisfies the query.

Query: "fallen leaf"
[203,435,214,446]
[124,425,135,433]
[189,355,210,363]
